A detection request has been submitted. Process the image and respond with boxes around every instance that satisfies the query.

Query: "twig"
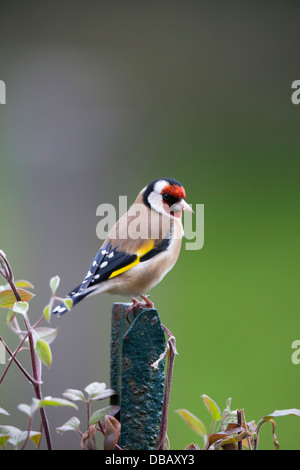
[241,409,253,450]
[237,409,243,451]
[20,415,33,451]
[0,251,53,450]
[157,324,178,450]
[0,336,37,385]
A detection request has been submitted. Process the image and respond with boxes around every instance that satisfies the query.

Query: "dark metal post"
[110,302,166,450]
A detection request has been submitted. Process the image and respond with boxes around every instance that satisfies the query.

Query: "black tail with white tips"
[52,284,96,316]
[51,245,111,316]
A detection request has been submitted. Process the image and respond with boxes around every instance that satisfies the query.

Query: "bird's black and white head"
[142,178,193,218]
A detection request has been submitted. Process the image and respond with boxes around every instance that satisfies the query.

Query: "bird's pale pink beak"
[180,199,194,213]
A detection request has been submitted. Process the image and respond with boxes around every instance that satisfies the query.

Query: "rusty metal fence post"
[110,302,166,450]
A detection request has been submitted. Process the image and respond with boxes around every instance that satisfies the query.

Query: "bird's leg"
[125,295,155,323]
[125,297,140,322]
[140,294,154,309]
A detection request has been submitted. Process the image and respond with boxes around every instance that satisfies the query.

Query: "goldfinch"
[52,178,193,316]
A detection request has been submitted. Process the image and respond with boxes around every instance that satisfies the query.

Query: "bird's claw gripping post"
[125,295,155,323]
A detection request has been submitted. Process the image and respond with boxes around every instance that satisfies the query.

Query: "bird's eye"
[162,193,179,206]
[162,193,172,202]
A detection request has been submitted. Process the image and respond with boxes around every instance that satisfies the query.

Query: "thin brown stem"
[237,409,243,451]
[20,415,32,450]
[0,336,37,385]
[241,409,253,450]
[158,324,178,450]
[0,253,53,450]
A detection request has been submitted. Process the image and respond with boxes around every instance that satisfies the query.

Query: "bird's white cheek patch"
[163,202,182,218]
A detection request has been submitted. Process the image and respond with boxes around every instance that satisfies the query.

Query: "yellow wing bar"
[108,240,155,279]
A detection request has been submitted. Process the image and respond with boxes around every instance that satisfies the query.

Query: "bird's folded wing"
[52,235,171,315]
[79,235,171,291]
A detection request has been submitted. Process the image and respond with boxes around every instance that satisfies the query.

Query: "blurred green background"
[0,1,299,450]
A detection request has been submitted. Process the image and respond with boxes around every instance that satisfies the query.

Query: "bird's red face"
[161,184,192,218]
[144,178,193,218]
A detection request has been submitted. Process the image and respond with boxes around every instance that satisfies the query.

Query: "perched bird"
[52,178,193,316]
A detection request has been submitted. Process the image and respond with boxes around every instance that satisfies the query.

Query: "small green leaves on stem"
[201,394,222,423]
[34,339,52,368]
[175,409,207,438]
[63,298,73,311]
[176,394,300,450]
[84,382,116,401]
[0,397,81,450]
[34,397,78,410]
[32,327,58,345]
[253,409,300,450]
[57,382,119,449]
[44,275,72,321]
[63,382,116,404]
[89,405,120,426]
[0,289,35,309]
[43,304,52,323]
[0,425,41,450]
[56,417,81,435]
[50,276,60,294]
[13,301,29,317]
[63,389,86,402]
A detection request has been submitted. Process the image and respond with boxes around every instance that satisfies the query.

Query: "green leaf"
[0,425,20,435]
[0,407,10,416]
[50,275,60,293]
[6,309,15,324]
[56,416,81,434]
[34,327,58,345]
[43,304,52,323]
[201,394,222,422]
[175,409,207,437]
[0,425,22,447]
[63,298,73,311]
[17,402,39,418]
[15,280,34,289]
[0,434,10,448]
[63,388,86,402]
[262,408,300,420]
[256,408,300,432]
[7,429,41,448]
[0,289,35,309]
[89,405,120,426]
[254,409,300,450]
[35,339,52,368]
[29,432,42,448]
[84,382,106,397]
[13,301,29,316]
[34,397,78,410]
[84,382,115,401]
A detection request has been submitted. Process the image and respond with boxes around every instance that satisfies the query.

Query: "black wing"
[52,235,171,316]
[52,242,136,315]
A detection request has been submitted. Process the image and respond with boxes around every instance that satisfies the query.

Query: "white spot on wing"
[100,261,108,269]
